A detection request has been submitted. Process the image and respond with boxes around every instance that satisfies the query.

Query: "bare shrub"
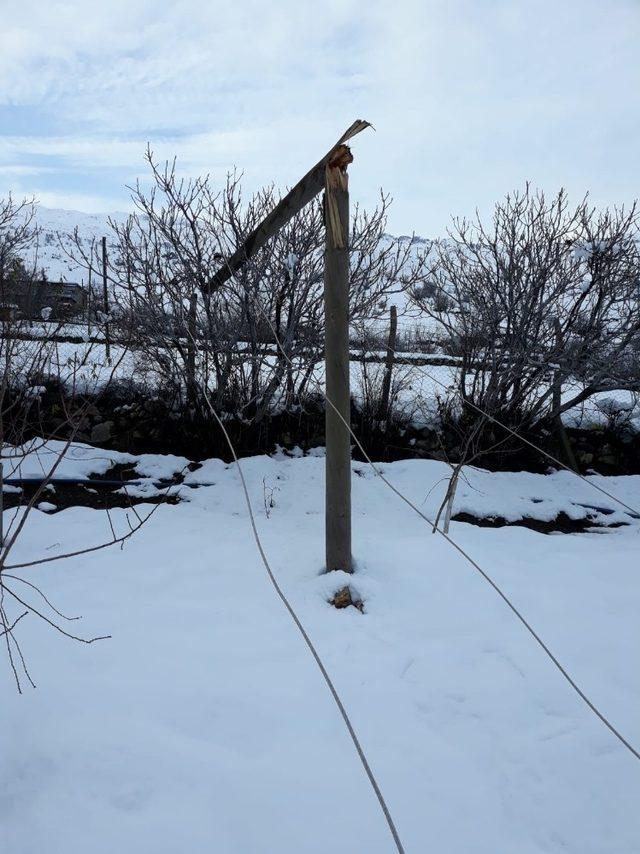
[411,186,640,458]
[0,196,165,689]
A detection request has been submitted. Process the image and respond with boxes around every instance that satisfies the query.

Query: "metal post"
[324,158,352,573]
[101,236,111,365]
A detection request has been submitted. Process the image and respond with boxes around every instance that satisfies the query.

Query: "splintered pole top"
[205,120,372,292]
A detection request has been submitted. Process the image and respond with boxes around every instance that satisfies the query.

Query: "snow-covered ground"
[1,442,639,853]
[10,331,640,434]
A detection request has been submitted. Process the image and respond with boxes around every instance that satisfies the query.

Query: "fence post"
[552,318,577,471]
[379,304,398,429]
[324,156,352,573]
[186,292,198,405]
[101,236,111,365]
[0,460,4,550]
[87,268,92,337]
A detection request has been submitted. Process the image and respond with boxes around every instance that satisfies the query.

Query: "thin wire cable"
[252,295,640,763]
[198,386,406,854]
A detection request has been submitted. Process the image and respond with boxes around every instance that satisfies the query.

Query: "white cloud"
[1,0,638,233]
[27,189,130,213]
[0,164,56,177]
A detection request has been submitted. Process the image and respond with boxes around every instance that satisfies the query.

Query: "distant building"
[0,278,88,321]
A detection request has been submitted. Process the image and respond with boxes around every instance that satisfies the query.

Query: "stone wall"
[25,384,640,474]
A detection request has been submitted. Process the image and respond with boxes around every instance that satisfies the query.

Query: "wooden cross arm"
[204,119,371,292]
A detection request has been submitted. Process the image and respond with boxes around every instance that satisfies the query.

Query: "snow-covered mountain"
[24,207,126,283]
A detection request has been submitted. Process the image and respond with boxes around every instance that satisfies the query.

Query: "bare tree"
[0,195,39,291]
[0,330,173,689]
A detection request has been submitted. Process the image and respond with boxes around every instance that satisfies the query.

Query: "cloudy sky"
[0,0,638,235]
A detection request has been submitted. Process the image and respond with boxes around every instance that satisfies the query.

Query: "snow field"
[1,445,639,852]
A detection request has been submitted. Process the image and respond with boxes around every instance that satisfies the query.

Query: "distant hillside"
[22,207,126,283]
[20,208,429,333]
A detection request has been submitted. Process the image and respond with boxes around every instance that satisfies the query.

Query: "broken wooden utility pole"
[324,146,353,573]
[101,236,111,365]
[207,120,371,574]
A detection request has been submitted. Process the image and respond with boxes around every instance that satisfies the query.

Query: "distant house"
[0,278,88,321]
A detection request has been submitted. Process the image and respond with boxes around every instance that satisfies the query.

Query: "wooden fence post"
[186,292,198,405]
[0,461,4,549]
[87,268,92,337]
[101,237,111,365]
[379,304,398,429]
[324,155,352,573]
[552,318,577,471]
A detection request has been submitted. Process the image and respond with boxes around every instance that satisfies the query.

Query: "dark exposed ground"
[0,461,200,513]
[15,380,640,475]
[452,510,633,534]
